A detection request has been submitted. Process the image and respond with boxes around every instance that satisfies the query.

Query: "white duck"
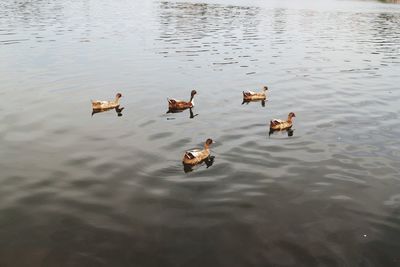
[91,93,122,110]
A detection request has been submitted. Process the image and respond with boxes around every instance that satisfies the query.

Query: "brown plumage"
[92,93,122,110]
[243,86,268,101]
[270,112,296,131]
[168,90,197,110]
[182,138,214,165]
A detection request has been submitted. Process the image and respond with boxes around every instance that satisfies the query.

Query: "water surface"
[1,0,400,266]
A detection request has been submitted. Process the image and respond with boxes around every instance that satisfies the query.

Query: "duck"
[243,86,268,101]
[270,112,296,131]
[182,138,214,165]
[91,93,122,110]
[168,90,197,110]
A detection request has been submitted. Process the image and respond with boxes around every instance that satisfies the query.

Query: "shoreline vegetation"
[379,0,400,3]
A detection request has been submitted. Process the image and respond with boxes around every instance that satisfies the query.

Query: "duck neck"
[114,97,121,104]
[204,143,210,150]
[189,94,195,105]
[287,115,293,123]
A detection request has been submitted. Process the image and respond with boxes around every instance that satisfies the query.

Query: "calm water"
[1,0,400,266]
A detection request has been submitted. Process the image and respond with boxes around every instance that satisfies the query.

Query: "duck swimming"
[92,93,122,110]
[182,138,214,165]
[243,86,268,101]
[168,90,197,110]
[270,112,296,131]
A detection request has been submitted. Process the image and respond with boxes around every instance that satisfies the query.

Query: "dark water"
[1,0,400,266]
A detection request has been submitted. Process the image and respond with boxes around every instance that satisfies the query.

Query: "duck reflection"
[92,106,125,117]
[166,107,198,119]
[183,156,215,173]
[269,128,294,137]
[242,99,266,107]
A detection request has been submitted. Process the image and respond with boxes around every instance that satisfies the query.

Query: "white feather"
[244,90,256,95]
[168,98,180,103]
[185,149,202,159]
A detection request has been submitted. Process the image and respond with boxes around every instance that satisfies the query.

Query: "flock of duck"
[91,86,296,171]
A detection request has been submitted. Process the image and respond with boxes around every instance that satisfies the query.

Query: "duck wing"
[184,149,202,159]
[243,90,256,97]
[270,119,284,126]
[168,98,180,104]
[92,100,108,105]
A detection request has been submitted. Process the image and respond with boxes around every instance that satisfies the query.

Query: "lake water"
[1,0,400,266]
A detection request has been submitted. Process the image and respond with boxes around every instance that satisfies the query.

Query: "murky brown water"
[1,0,400,266]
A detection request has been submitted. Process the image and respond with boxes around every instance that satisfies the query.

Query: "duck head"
[205,138,214,148]
[190,90,197,103]
[116,93,122,98]
[288,112,296,119]
[263,86,268,91]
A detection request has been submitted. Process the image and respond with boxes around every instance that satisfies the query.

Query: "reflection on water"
[92,106,125,117]
[242,99,266,107]
[269,128,295,137]
[1,0,400,266]
[167,107,198,119]
[183,155,215,173]
[157,1,263,72]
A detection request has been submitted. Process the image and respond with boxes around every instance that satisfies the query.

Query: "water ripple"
[1,0,400,266]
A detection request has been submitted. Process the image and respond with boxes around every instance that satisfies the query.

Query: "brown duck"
[168,90,197,110]
[243,86,268,101]
[92,93,122,110]
[270,112,296,131]
[182,138,214,165]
